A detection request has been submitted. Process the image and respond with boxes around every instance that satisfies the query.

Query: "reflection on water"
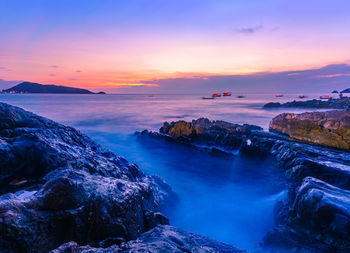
[0,93,323,251]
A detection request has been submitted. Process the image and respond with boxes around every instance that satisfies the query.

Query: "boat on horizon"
[212,93,221,98]
[202,97,215,100]
[275,94,284,97]
[298,95,307,99]
[237,95,245,98]
[223,92,232,97]
[320,95,330,100]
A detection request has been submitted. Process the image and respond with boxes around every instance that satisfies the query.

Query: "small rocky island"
[2,82,105,94]
[138,114,350,252]
[0,103,244,253]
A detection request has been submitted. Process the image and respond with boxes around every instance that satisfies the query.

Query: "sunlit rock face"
[51,225,247,253]
[270,110,350,150]
[159,118,262,150]
[0,103,174,252]
[140,117,350,252]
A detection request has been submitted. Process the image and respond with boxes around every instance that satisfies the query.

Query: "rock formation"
[264,97,350,109]
[51,225,246,253]
[269,110,350,150]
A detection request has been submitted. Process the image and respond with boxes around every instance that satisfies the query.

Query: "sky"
[1,0,350,93]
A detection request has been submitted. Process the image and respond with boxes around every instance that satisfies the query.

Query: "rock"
[269,110,350,150]
[332,90,339,93]
[342,88,350,93]
[263,97,350,109]
[158,118,262,151]
[0,102,175,252]
[264,177,350,252]
[264,102,281,108]
[51,225,247,253]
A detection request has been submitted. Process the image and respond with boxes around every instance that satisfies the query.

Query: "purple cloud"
[236,25,263,34]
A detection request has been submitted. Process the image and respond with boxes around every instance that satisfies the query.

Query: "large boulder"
[51,225,247,253]
[0,103,173,252]
[264,177,350,252]
[269,110,350,150]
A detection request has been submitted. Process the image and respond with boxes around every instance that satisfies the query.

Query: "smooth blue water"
[0,93,327,251]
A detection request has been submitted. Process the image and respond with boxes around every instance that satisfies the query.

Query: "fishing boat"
[298,95,307,99]
[237,95,245,98]
[212,93,221,98]
[223,92,232,97]
[320,95,330,100]
[275,94,284,97]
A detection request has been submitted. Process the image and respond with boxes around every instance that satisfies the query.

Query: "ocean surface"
[0,93,328,251]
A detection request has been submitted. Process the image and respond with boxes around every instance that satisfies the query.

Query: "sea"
[0,93,330,251]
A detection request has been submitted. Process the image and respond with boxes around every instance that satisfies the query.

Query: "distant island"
[1,82,106,94]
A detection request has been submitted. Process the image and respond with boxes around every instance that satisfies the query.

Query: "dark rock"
[269,110,350,150]
[342,88,350,93]
[264,102,281,108]
[51,225,247,253]
[264,177,350,252]
[263,97,350,109]
[0,102,176,252]
[332,90,339,93]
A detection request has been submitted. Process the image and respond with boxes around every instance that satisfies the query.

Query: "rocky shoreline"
[138,115,350,252]
[264,97,350,109]
[0,103,245,253]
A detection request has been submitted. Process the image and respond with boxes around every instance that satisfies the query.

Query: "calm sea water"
[0,93,327,251]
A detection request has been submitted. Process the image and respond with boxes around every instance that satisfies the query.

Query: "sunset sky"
[1,0,350,93]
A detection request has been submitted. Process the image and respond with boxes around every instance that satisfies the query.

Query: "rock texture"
[269,110,350,150]
[51,225,246,253]
[156,118,262,151]
[264,97,350,109]
[139,117,350,252]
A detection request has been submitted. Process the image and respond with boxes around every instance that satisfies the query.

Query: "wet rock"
[264,177,350,252]
[269,110,350,150]
[51,225,247,253]
[0,103,175,252]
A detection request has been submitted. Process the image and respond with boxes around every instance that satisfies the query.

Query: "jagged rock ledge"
[51,225,246,252]
[0,103,244,253]
[264,97,350,109]
[137,116,350,252]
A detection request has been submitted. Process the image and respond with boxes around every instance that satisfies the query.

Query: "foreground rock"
[264,177,350,252]
[138,118,350,252]
[52,225,246,253]
[264,97,350,109]
[0,103,242,253]
[269,110,350,150]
